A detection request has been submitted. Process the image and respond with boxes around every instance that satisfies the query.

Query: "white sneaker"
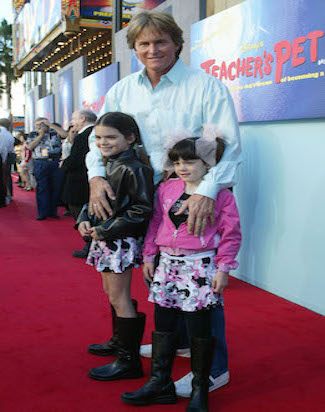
[175,371,230,398]
[140,344,191,358]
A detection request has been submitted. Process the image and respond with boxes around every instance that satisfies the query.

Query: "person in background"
[14,132,24,188]
[0,119,15,205]
[62,109,97,258]
[0,126,10,207]
[60,125,78,216]
[15,131,32,191]
[85,10,241,394]
[61,125,77,163]
[26,117,62,220]
[41,119,68,139]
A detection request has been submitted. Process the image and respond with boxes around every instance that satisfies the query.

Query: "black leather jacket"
[76,148,154,241]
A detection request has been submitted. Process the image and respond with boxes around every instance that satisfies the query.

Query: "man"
[0,119,15,205]
[26,118,62,220]
[86,10,241,398]
[61,109,97,258]
[41,119,69,139]
[0,125,11,207]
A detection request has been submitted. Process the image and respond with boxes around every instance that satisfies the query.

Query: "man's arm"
[86,86,120,218]
[0,129,9,162]
[42,119,68,138]
[27,131,44,151]
[177,78,241,236]
[196,78,241,199]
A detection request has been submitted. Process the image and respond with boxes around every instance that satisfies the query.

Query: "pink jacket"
[143,178,241,271]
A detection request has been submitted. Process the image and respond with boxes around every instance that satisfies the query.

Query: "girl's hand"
[90,227,100,241]
[143,262,155,283]
[212,271,229,294]
[78,221,92,237]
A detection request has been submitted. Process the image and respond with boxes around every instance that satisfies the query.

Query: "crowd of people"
[2,10,243,412]
[0,118,15,207]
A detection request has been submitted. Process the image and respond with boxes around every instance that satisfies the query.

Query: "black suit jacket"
[61,125,93,206]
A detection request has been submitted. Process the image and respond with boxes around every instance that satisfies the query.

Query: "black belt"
[34,157,60,162]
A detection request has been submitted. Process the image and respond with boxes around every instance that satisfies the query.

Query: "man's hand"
[78,221,91,237]
[41,119,51,128]
[212,271,229,294]
[38,128,46,138]
[143,262,155,283]
[175,194,215,237]
[89,177,116,219]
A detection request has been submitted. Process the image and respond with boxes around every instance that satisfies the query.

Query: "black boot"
[186,337,215,412]
[121,331,178,406]
[88,299,138,356]
[88,313,145,381]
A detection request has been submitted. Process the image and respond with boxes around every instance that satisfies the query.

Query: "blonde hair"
[126,10,184,58]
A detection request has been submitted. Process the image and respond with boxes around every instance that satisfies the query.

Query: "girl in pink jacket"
[121,127,241,411]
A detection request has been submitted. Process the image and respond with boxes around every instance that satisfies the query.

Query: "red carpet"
[1,186,325,412]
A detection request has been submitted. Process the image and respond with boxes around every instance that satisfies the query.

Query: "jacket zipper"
[172,221,187,251]
[173,228,179,250]
[200,236,207,247]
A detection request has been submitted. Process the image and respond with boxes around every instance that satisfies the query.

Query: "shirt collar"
[78,124,94,135]
[137,58,185,85]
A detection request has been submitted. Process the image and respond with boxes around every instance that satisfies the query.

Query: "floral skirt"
[86,237,143,274]
[148,251,223,312]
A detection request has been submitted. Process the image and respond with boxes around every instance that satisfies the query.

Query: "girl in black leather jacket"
[76,112,154,382]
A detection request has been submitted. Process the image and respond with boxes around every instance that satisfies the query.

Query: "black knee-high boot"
[186,337,216,412]
[121,331,178,406]
[88,312,145,381]
[88,299,138,356]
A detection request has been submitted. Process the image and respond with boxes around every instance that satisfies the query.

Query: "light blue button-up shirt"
[87,59,241,199]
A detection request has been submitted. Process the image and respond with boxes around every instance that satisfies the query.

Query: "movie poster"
[36,94,55,122]
[191,0,325,122]
[25,90,35,133]
[79,63,119,114]
[58,68,73,130]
